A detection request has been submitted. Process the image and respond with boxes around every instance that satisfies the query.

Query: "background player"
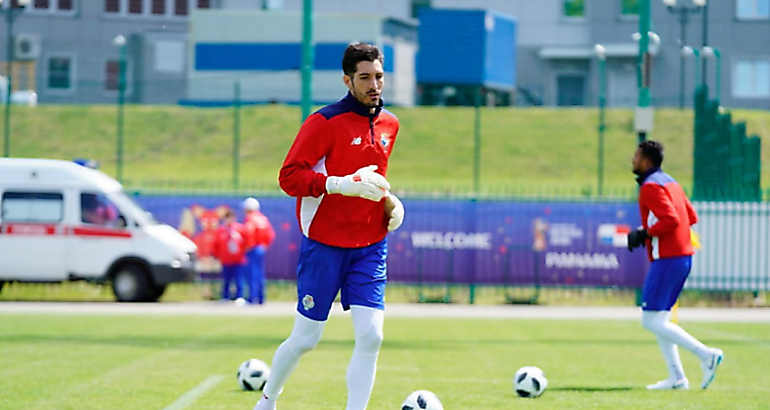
[254,43,405,410]
[628,140,723,390]
[242,197,275,305]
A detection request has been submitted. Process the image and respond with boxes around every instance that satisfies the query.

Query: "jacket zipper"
[369,116,375,145]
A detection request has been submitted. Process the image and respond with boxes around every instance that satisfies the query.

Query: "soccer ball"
[401,390,443,410]
[237,358,270,391]
[513,366,548,398]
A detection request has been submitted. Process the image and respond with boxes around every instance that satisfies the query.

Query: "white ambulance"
[0,158,197,302]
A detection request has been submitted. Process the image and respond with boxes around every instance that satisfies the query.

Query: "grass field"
[2,281,766,308]
[1,312,768,410]
[6,105,770,193]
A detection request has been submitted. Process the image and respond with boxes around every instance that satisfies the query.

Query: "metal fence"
[689,201,770,291]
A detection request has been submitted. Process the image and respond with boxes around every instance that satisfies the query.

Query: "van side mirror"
[116,215,127,228]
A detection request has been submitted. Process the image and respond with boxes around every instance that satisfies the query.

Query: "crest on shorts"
[302,294,315,311]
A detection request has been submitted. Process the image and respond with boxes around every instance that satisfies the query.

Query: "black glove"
[627,228,648,251]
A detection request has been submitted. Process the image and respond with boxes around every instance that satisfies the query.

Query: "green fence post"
[596,46,607,196]
[233,80,241,190]
[473,87,482,195]
[635,0,652,143]
[300,0,314,122]
[115,35,127,182]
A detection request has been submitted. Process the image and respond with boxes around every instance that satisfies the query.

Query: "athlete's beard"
[353,89,378,108]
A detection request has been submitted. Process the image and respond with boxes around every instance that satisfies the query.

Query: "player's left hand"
[627,227,648,251]
[384,192,404,232]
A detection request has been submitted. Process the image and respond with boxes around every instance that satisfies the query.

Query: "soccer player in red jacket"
[213,209,247,302]
[628,140,723,390]
[254,43,404,410]
[242,197,275,305]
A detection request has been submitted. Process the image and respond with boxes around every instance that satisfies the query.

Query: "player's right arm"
[279,114,334,198]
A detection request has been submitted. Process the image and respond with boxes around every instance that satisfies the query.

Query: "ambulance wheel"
[145,284,167,302]
[112,264,150,302]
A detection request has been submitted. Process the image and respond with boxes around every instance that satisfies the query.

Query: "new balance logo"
[351,137,362,145]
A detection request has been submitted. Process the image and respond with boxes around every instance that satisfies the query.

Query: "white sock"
[346,306,384,410]
[261,312,326,400]
[656,336,686,381]
[642,310,711,361]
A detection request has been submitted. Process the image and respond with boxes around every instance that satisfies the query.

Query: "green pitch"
[1,313,767,410]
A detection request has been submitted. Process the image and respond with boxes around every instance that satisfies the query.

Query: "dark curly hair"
[638,140,664,168]
[342,43,383,77]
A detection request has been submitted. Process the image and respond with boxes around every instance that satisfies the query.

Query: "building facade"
[1,0,768,109]
[0,0,213,104]
[186,10,417,106]
[432,0,770,110]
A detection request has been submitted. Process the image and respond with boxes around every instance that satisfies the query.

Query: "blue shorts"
[295,237,387,321]
[642,255,692,311]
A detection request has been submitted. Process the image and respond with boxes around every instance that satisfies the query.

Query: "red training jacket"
[637,169,698,261]
[279,92,399,248]
[243,210,275,250]
[213,222,247,266]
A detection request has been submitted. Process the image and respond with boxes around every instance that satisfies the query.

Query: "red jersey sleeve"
[279,113,334,198]
[685,196,698,226]
[641,183,681,237]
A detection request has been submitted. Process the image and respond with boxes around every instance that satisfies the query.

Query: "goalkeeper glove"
[384,192,404,232]
[325,165,390,202]
[627,227,648,251]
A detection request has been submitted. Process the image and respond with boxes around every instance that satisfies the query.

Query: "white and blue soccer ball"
[513,366,548,398]
[237,358,270,391]
[401,390,443,410]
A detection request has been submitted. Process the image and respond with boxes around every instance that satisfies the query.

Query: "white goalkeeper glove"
[325,165,390,202]
[384,192,404,232]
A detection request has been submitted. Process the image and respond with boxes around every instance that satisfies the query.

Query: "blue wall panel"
[417,9,516,89]
[196,43,394,72]
[484,13,516,89]
[417,9,486,85]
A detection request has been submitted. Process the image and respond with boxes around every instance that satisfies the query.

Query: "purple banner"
[135,195,648,288]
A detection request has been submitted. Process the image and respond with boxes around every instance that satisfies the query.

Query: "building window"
[1,192,64,223]
[621,0,639,15]
[29,0,75,11]
[197,0,210,8]
[173,0,187,14]
[174,0,188,15]
[151,0,165,14]
[736,0,770,19]
[47,56,72,90]
[81,193,123,226]
[733,59,770,98]
[564,0,585,17]
[105,0,119,13]
[128,0,142,14]
[263,0,283,9]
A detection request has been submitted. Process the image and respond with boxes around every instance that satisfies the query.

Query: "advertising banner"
[136,195,647,288]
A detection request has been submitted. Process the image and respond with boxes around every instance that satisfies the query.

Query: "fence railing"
[126,191,770,300]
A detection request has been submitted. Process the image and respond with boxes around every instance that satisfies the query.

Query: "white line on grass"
[690,325,770,348]
[162,375,225,410]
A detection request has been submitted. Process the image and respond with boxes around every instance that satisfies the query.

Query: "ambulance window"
[81,193,124,227]
[1,192,64,223]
